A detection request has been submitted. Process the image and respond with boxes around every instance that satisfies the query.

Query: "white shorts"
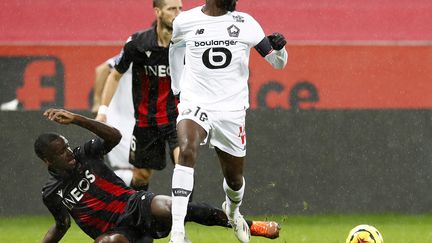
[177,102,247,157]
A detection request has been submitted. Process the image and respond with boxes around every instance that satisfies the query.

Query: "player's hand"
[44,108,75,124]
[267,32,286,51]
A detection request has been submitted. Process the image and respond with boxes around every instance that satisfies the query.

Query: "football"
[346,224,383,243]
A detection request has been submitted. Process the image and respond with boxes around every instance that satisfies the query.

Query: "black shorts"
[107,191,170,241]
[129,123,178,170]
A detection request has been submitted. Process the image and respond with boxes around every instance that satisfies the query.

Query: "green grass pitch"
[1,214,432,242]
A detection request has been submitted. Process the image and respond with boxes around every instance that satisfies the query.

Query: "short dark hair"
[34,133,61,160]
[219,0,236,11]
[153,0,166,8]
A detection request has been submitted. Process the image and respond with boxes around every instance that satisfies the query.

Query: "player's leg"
[94,233,129,243]
[217,148,245,217]
[216,148,250,243]
[129,126,167,191]
[185,201,280,239]
[210,109,250,242]
[170,105,209,242]
[165,124,197,203]
[164,122,180,165]
[131,167,153,191]
[170,119,206,242]
[150,195,280,239]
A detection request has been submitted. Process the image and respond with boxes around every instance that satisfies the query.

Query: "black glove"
[267,32,286,51]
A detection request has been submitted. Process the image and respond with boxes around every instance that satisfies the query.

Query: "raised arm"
[255,33,288,70]
[265,33,288,69]
[44,108,121,151]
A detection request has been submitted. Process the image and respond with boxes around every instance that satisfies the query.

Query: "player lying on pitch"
[36,108,280,243]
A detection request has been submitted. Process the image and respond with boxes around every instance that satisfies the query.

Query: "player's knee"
[94,233,129,243]
[133,168,153,182]
[179,145,198,165]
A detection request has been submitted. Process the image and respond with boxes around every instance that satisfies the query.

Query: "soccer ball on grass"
[346,224,383,243]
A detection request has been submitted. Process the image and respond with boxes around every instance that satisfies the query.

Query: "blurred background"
[1,0,432,218]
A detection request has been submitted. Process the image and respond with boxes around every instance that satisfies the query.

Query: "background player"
[92,56,134,186]
[36,108,280,243]
[168,0,288,242]
[96,0,182,192]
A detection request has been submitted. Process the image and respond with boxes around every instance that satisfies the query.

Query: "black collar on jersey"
[135,25,166,53]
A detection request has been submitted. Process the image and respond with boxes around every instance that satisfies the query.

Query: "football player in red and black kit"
[37,109,280,243]
[96,0,182,193]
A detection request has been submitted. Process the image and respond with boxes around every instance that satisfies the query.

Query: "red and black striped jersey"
[115,26,178,127]
[42,138,135,239]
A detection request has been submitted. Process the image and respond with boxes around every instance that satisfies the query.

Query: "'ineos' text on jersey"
[57,170,96,210]
[142,65,170,77]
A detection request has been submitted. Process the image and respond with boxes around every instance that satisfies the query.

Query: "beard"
[159,15,173,32]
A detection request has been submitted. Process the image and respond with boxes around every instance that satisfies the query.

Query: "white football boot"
[222,202,251,243]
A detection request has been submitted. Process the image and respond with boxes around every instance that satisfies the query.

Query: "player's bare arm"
[41,208,70,243]
[92,62,112,114]
[44,108,122,151]
[96,69,123,123]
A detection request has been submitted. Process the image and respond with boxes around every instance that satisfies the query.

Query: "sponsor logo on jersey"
[195,29,205,35]
[227,24,240,37]
[58,170,96,210]
[194,40,238,47]
[232,15,244,23]
[142,65,170,77]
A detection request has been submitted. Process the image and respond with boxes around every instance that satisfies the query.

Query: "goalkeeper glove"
[267,32,286,51]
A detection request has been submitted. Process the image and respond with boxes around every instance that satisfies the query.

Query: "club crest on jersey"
[227,25,240,37]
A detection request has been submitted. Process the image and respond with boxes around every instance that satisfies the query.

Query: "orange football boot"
[250,221,280,239]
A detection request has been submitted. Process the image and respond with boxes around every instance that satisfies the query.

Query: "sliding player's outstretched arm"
[41,206,71,243]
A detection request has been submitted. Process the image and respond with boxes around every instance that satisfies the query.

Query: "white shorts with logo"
[177,102,247,157]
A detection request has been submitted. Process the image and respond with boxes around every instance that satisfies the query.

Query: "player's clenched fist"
[267,32,286,51]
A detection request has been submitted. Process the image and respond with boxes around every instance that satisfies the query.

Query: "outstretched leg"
[150,195,280,240]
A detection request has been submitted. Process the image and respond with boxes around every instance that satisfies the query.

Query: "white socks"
[223,177,245,218]
[171,164,194,233]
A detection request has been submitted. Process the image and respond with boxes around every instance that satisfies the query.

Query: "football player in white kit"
[93,56,134,186]
[168,0,288,242]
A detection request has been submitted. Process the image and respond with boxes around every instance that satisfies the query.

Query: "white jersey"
[106,57,134,169]
[170,6,266,111]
